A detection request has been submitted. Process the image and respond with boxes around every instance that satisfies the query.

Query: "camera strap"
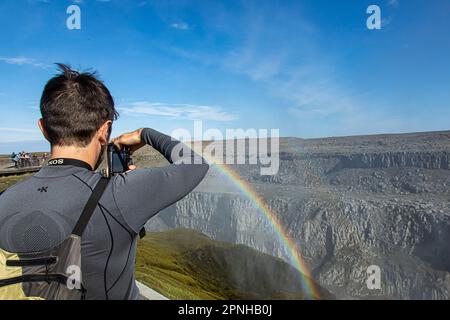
[47,158,93,171]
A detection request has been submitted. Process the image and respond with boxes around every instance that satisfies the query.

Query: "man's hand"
[111,128,145,155]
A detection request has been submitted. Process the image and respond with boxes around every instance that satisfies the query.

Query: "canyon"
[140,131,450,299]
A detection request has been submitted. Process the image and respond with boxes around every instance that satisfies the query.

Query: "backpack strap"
[139,227,146,239]
[72,177,110,237]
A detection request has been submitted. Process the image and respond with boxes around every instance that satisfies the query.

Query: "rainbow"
[208,162,320,300]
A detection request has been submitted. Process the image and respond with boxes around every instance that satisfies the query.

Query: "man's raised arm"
[111,128,209,234]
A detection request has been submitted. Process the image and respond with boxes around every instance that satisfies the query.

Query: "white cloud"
[171,22,189,30]
[0,128,39,133]
[224,48,286,81]
[388,0,399,7]
[120,102,237,122]
[219,9,409,138]
[222,37,360,118]
[0,137,43,144]
[158,3,401,137]
[382,16,394,27]
[383,0,399,27]
[281,77,358,116]
[0,128,42,144]
[0,56,49,68]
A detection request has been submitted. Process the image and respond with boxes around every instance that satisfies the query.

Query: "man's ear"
[98,120,112,146]
[38,119,50,142]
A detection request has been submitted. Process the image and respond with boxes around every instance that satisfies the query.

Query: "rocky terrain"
[140,131,450,299]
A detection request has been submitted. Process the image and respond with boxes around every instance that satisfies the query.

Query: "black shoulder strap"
[139,227,146,239]
[72,177,110,237]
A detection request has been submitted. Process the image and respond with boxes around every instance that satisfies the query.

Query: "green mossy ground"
[135,229,328,300]
[0,174,32,193]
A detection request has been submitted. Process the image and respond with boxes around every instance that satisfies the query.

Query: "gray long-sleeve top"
[0,128,209,299]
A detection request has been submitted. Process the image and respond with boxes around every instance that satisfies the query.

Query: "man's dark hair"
[40,64,119,147]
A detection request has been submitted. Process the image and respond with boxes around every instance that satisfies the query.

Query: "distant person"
[41,152,48,166]
[22,152,31,167]
[10,152,19,168]
[31,154,38,166]
[18,152,25,168]
[0,64,209,299]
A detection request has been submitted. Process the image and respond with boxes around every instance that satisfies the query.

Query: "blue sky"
[0,0,449,153]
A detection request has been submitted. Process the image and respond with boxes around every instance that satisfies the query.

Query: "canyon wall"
[144,132,450,299]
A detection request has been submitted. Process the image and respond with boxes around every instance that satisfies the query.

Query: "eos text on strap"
[47,158,93,171]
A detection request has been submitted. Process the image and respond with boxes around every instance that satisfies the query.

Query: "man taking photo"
[0,64,209,300]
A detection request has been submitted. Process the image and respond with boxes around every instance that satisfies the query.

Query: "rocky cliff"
[142,131,450,299]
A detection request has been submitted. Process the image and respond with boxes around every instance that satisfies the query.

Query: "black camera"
[106,143,133,177]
